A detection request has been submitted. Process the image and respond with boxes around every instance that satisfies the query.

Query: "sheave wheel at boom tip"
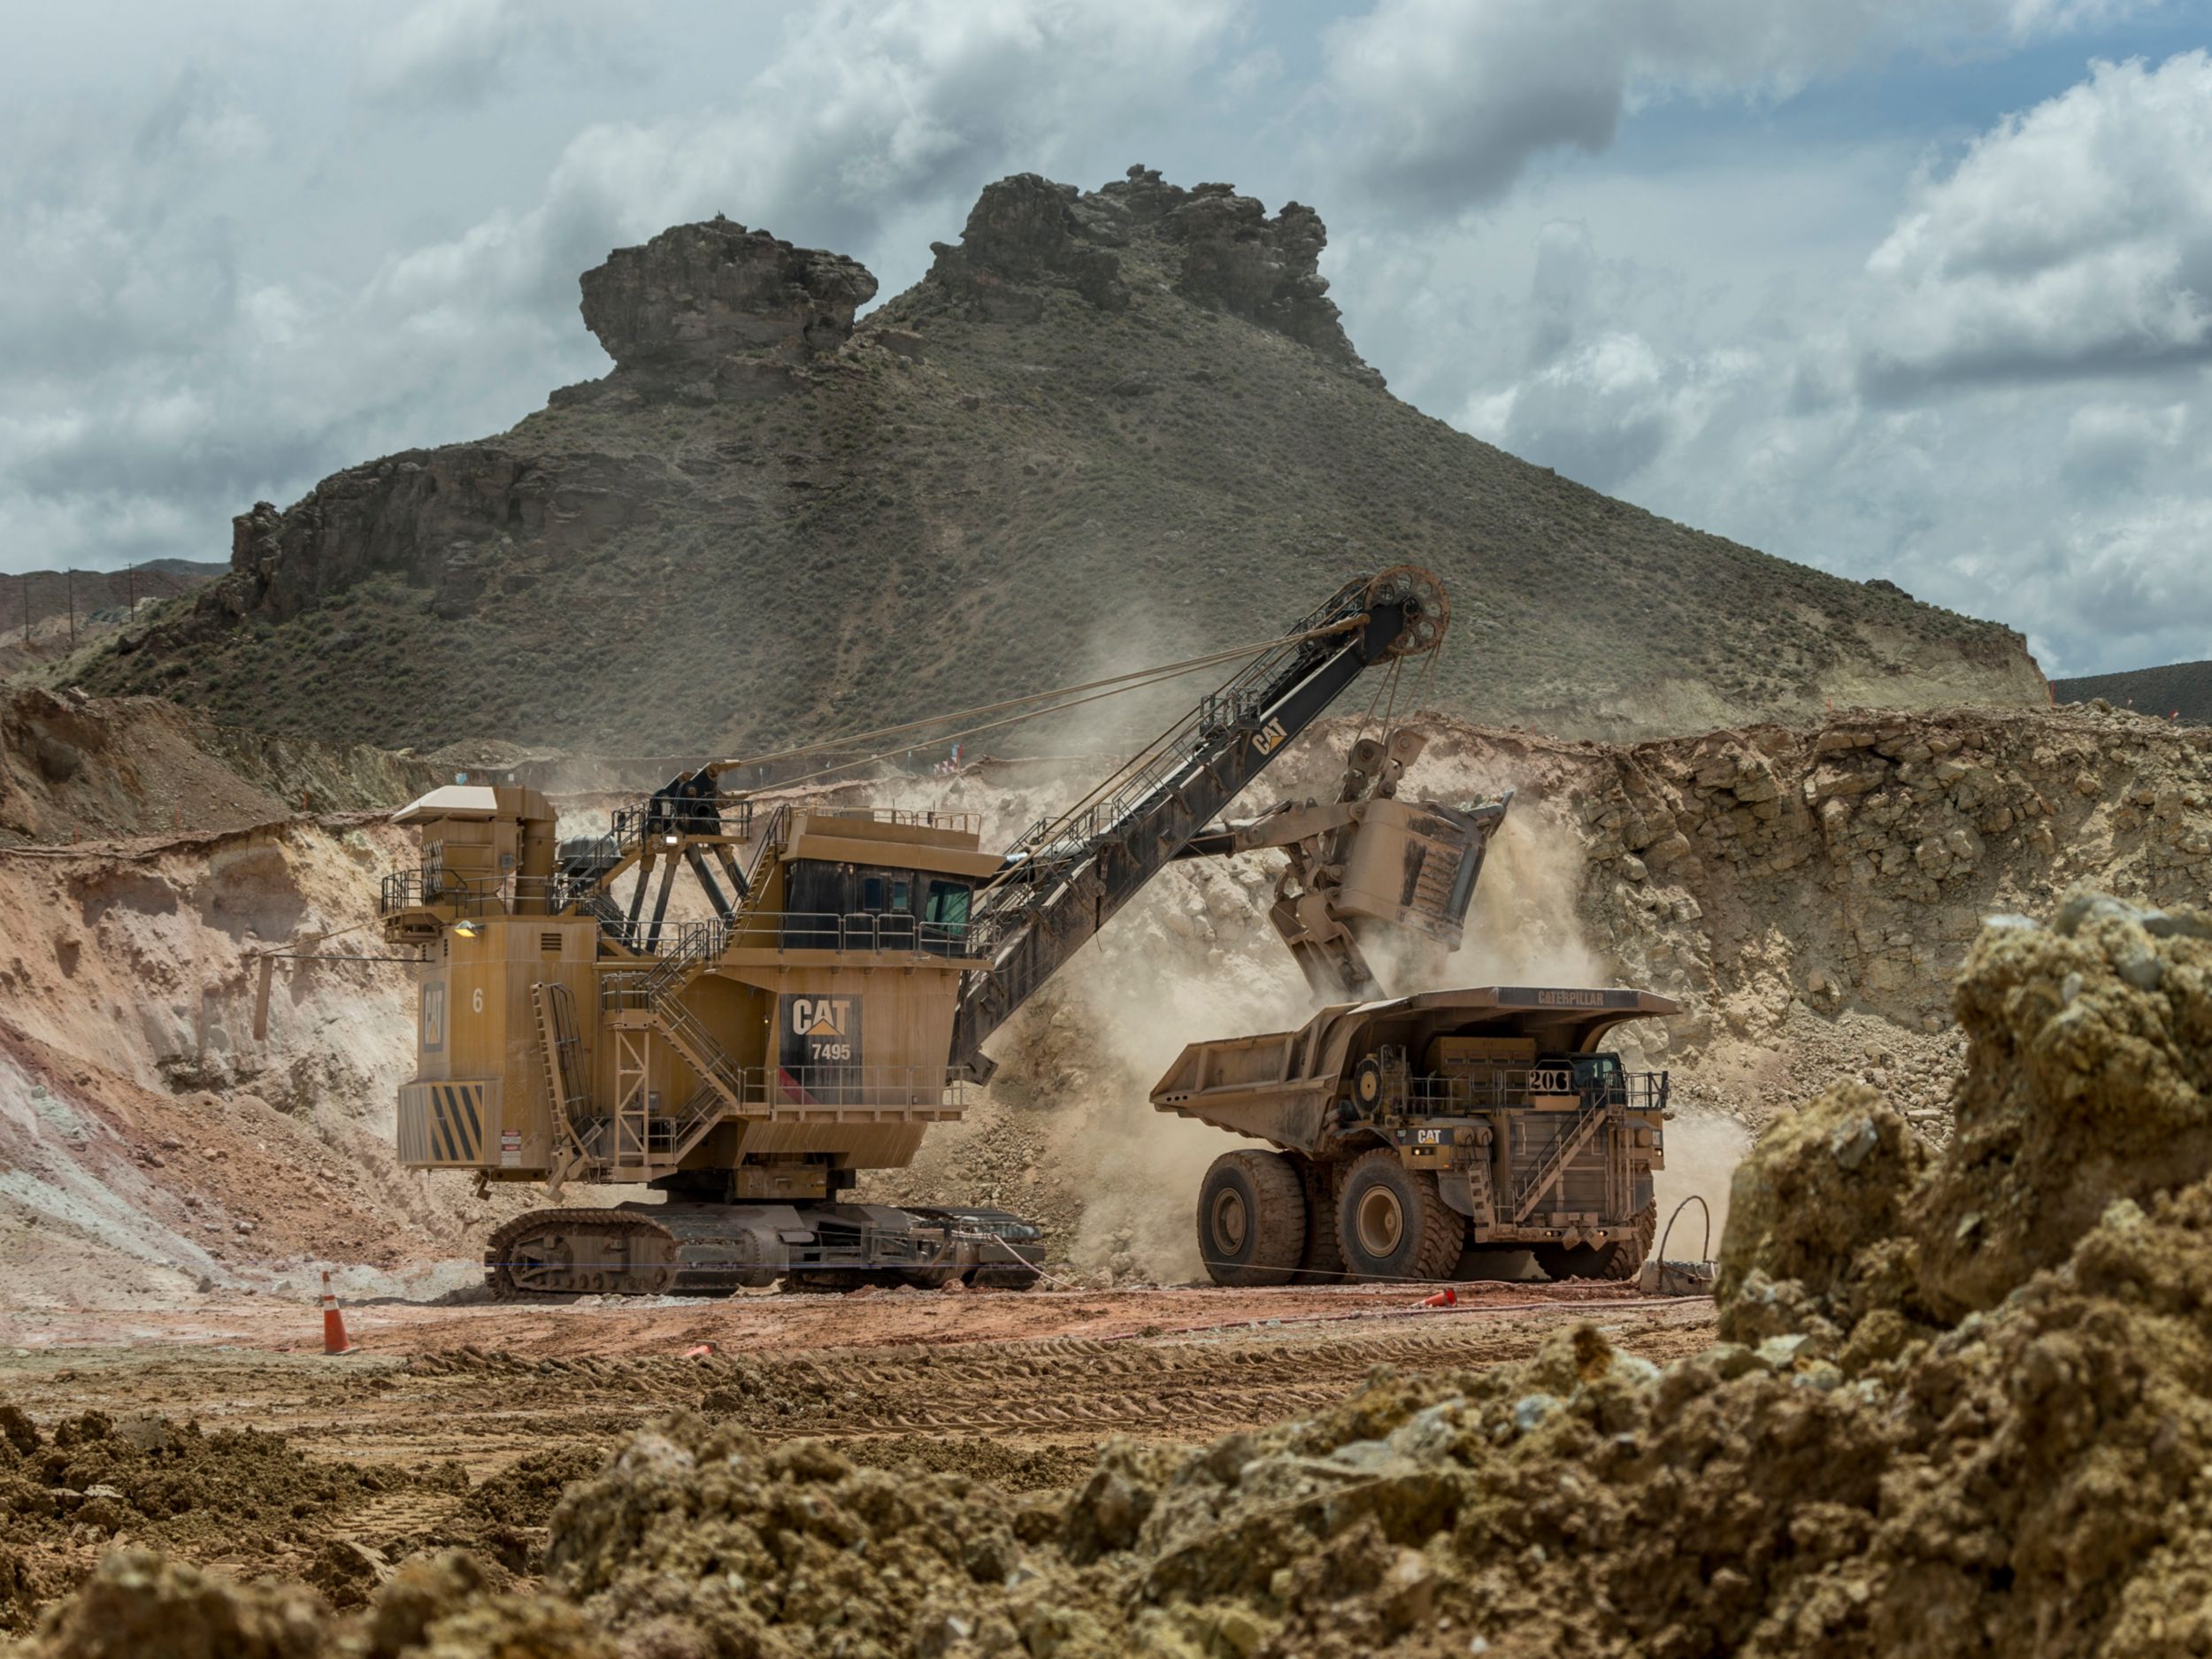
[1366,565,1449,657]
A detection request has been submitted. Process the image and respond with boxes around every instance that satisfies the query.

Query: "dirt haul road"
[0,1283,1712,1631]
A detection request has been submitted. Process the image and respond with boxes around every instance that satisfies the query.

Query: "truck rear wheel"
[1335,1149,1463,1284]
[1600,1201,1660,1280]
[1197,1150,1308,1286]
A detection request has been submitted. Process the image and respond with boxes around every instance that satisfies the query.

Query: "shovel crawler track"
[485,1208,680,1298]
[484,1202,1047,1298]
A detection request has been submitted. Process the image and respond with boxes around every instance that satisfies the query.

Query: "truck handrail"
[1405,1068,1670,1113]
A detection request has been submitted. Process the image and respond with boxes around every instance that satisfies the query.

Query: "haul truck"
[377,567,1535,1294]
[1156,987,1676,1286]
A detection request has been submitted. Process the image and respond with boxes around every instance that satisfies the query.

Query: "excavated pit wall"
[0,816,550,1315]
[0,687,437,848]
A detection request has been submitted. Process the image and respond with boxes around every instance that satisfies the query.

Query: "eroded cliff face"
[1535,703,2211,1042]
[0,817,485,1308]
[0,687,436,847]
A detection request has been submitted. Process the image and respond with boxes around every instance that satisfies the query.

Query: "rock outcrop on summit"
[84,165,2046,752]
[919,173,1133,319]
[579,218,878,376]
[915,166,1371,375]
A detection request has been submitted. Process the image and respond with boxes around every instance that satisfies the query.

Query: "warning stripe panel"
[397,1079,498,1167]
[435,1084,483,1163]
[434,1086,458,1161]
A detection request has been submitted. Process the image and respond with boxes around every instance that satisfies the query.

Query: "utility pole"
[66,569,75,649]
[127,563,135,613]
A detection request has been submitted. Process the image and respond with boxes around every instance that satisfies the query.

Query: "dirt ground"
[0,1282,1711,1629]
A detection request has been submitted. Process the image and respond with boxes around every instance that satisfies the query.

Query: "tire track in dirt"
[3,1299,1713,1480]
[398,1313,1709,1441]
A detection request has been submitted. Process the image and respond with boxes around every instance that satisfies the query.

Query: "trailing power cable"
[706,619,1361,783]
[749,647,1311,798]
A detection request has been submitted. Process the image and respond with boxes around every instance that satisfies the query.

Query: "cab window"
[925,879,971,934]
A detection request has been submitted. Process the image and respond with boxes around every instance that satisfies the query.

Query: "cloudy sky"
[4,0,2208,676]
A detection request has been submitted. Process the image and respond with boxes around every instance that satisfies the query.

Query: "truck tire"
[1581,1201,1658,1280]
[1197,1150,1308,1286]
[1335,1148,1463,1284]
[1294,1156,1346,1286]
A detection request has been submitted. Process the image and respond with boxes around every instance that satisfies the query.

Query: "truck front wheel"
[1335,1149,1463,1283]
[1196,1150,1308,1286]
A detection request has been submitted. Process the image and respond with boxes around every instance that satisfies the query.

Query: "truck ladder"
[529,982,593,1183]
[1511,1094,1614,1223]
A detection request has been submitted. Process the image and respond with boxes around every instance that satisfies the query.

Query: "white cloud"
[1859,50,2212,393]
[1409,51,2212,678]
[358,0,641,111]
[348,0,1251,345]
[2061,399,2188,490]
[1445,219,1777,493]
[0,0,1246,575]
[1321,0,2149,216]
[1466,328,1680,492]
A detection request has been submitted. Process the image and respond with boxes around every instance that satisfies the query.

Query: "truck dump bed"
[1151,987,1679,1155]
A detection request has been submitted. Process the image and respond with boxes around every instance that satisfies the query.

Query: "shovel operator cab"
[1156,987,1678,1285]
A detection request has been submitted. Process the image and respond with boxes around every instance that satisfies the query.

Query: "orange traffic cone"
[320,1271,355,1355]
[1416,1286,1457,1309]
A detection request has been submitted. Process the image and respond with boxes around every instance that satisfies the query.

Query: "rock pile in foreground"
[13,891,2210,1655]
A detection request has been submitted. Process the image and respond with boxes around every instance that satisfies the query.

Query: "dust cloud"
[1024,865,1317,1283]
[1651,1112,1747,1263]
[1430,765,1609,989]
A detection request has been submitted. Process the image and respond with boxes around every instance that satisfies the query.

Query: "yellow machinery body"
[384,789,994,1202]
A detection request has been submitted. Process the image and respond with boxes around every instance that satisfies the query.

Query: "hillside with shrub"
[81,167,2046,754]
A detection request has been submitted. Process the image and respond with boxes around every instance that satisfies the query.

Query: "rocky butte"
[88,166,2047,753]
